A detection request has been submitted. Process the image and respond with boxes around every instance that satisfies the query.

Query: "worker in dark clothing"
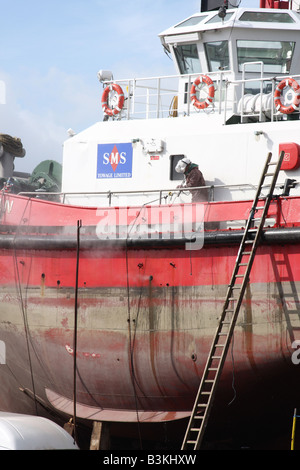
[175,157,208,202]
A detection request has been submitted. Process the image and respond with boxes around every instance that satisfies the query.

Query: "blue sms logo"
[97,143,133,179]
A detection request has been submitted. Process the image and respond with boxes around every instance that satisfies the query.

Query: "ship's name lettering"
[0,198,13,214]
[292,340,300,364]
[0,340,5,365]
[65,344,100,359]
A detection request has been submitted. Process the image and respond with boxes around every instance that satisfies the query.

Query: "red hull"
[0,193,300,438]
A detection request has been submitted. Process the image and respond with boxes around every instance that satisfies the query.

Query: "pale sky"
[0,0,259,173]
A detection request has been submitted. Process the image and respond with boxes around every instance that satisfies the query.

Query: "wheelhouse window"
[174,44,201,74]
[205,12,234,24]
[204,41,229,72]
[237,40,295,73]
[174,15,209,28]
[239,11,295,23]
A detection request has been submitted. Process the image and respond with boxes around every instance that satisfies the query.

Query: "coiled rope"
[0,134,25,157]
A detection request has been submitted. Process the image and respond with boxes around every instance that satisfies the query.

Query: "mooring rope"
[0,134,25,157]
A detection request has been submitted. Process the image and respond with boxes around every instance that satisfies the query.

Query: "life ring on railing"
[274,78,300,114]
[190,75,215,110]
[101,83,124,116]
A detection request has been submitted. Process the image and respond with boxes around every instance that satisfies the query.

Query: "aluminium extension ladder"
[181,150,285,450]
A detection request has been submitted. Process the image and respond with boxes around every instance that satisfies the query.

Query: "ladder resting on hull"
[181,151,285,450]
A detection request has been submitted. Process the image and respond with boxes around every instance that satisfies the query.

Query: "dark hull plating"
[1,235,300,420]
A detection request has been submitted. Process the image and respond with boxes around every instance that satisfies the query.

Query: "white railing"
[101,69,300,123]
[101,71,232,120]
[16,182,288,231]
[233,71,300,124]
[19,181,285,207]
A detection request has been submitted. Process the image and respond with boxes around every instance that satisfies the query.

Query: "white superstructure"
[61,7,300,207]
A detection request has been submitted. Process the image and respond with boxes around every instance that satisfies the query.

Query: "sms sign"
[97,143,133,179]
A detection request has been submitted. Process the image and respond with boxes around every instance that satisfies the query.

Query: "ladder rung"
[191,428,201,432]
[235,274,244,278]
[268,161,277,166]
[244,240,254,244]
[265,172,275,176]
[238,263,248,266]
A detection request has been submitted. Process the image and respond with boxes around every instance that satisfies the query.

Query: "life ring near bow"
[190,75,215,110]
[274,78,300,114]
[101,83,125,116]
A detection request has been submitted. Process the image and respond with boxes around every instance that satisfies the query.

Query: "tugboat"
[1,0,300,449]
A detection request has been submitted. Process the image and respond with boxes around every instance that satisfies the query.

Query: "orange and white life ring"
[190,75,215,110]
[101,84,124,116]
[274,78,300,114]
